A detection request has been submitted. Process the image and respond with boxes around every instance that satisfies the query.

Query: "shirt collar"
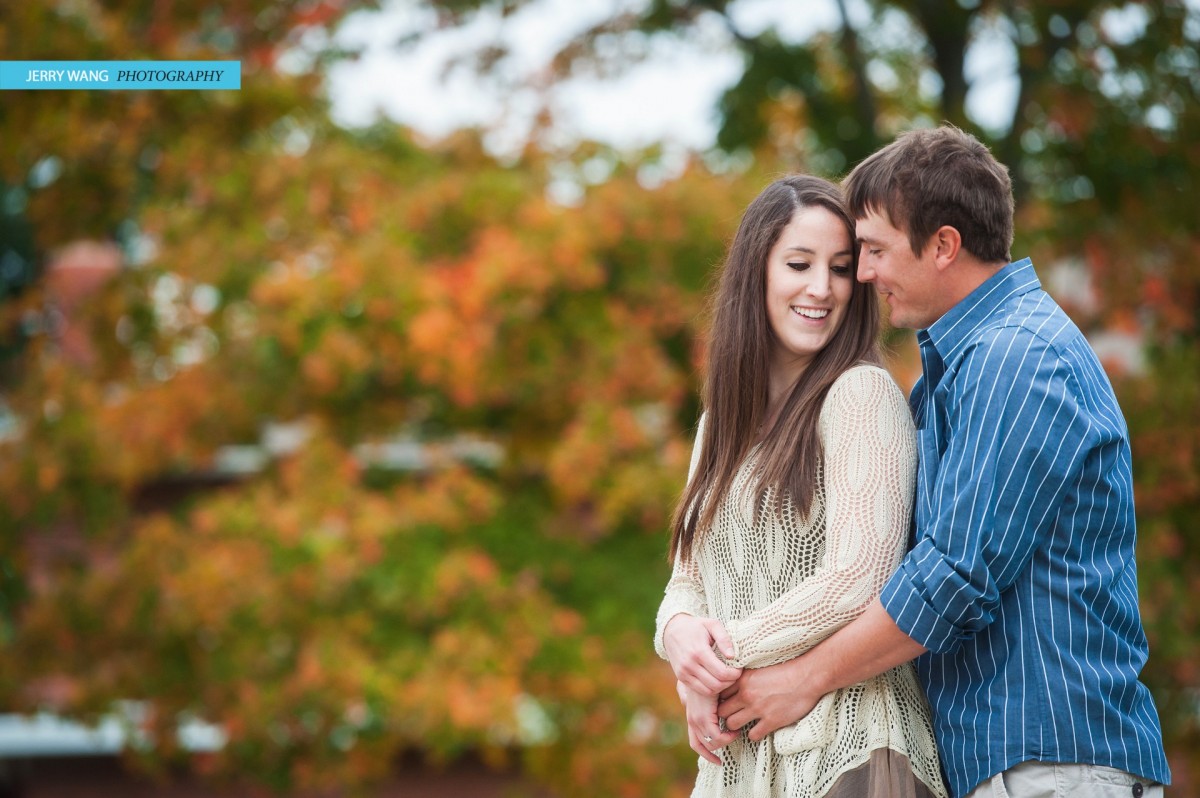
[919,257,1040,364]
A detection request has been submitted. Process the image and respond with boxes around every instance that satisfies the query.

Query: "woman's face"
[764,206,855,382]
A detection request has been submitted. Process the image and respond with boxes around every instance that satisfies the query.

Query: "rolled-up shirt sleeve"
[881,327,1097,654]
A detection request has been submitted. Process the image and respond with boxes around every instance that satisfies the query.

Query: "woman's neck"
[763,357,808,438]
[768,353,808,408]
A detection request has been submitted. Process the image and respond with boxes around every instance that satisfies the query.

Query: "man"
[716,126,1171,798]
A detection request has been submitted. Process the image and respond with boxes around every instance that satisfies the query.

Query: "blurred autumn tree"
[1,2,761,795]
[1,1,1198,797]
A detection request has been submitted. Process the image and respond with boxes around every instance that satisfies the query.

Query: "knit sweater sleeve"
[653,413,711,661]
[724,366,917,669]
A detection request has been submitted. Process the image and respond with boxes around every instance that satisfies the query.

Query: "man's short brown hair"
[843,125,1014,263]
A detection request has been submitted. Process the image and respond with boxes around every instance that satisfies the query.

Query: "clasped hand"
[664,615,826,760]
[663,614,742,761]
[717,657,823,743]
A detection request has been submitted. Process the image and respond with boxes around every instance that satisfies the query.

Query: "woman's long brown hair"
[669,175,882,562]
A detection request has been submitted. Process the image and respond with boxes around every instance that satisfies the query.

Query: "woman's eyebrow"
[783,245,853,257]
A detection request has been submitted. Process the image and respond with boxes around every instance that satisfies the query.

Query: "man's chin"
[882,301,912,330]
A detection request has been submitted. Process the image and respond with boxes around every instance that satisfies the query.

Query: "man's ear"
[931,225,962,272]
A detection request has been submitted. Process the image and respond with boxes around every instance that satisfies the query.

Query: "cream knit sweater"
[655,364,946,798]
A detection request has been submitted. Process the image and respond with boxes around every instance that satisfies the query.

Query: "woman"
[654,175,946,798]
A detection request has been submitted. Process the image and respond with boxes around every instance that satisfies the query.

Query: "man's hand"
[717,657,822,742]
[715,600,927,743]
[663,614,742,697]
[683,686,739,764]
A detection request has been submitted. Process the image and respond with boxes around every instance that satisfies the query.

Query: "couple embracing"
[655,126,1170,798]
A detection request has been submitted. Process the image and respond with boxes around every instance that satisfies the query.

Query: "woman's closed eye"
[786,261,810,271]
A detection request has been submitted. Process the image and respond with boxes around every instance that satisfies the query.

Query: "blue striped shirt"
[879,258,1170,798]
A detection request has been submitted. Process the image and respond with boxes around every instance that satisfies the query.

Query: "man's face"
[855,210,942,330]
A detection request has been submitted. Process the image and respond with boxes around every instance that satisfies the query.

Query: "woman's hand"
[683,685,739,764]
[663,614,742,697]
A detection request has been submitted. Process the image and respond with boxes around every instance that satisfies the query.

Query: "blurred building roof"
[0,704,224,757]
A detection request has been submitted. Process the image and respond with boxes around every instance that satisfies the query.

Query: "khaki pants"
[965,761,1163,798]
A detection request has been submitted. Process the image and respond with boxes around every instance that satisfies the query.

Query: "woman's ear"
[931,225,962,272]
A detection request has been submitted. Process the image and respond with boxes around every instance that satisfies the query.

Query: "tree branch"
[833,0,880,150]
